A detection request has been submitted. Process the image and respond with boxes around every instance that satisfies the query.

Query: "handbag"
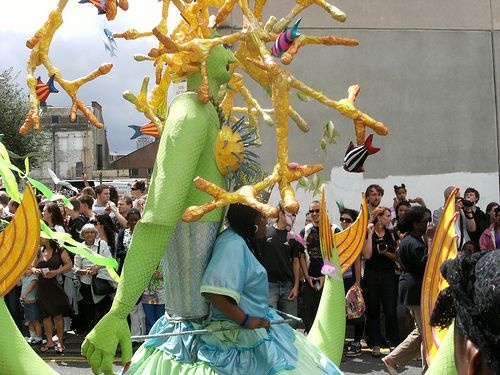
[345,284,366,319]
[92,276,115,296]
[91,241,116,296]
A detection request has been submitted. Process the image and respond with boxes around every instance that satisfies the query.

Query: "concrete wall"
[223,0,500,222]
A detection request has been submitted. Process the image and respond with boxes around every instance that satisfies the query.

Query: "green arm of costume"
[82,94,214,375]
[307,189,346,366]
[0,298,58,375]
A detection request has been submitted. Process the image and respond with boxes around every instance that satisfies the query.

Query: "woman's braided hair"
[430,250,500,374]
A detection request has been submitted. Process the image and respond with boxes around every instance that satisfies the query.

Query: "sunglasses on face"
[309,209,320,214]
[89,220,101,225]
[339,217,353,223]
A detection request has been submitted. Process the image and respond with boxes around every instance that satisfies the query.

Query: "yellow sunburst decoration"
[215,117,259,177]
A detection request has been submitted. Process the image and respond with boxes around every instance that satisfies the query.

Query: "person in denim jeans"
[260,202,301,324]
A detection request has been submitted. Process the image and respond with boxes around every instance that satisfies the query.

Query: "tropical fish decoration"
[102,28,117,57]
[79,0,106,15]
[79,0,127,20]
[271,18,302,58]
[343,134,380,173]
[36,75,58,106]
[129,123,160,139]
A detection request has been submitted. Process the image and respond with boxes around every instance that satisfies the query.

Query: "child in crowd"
[21,267,43,345]
[460,241,480,255]
[391,184,426,221]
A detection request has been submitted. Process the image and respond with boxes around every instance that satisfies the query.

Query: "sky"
[0,0,181,154]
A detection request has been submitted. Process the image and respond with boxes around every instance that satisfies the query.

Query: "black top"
[470,207,488,244]
[67,215,88,243]
[398,234,428,306]
[260,226,299,282]
[365,230,396,272]
[304,225,323,277]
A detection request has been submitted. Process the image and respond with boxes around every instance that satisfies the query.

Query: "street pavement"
[40,332,423,374]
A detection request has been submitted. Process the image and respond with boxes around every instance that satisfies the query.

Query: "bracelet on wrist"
[240,313,250,328]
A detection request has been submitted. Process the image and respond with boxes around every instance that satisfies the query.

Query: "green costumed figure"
[82,44,343,374]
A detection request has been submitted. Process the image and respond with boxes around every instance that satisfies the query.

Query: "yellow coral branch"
[281,35,359,65]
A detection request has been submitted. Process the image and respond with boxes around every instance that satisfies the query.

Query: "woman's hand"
[246,317,270,329]
[367,223,375,234]
[306,275,316,289]
[32,268,42,276]
[43,270,57,279]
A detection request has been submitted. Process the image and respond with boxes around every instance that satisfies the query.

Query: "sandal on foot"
[371,346,381,358]
[40,345,54,353]
[55,345,65,354]
[382,357,398,375]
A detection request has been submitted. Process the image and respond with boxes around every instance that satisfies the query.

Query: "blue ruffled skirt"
[123,309,342,375]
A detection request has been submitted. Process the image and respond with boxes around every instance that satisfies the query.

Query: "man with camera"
[433,186,476,249]
[463,187,488,244]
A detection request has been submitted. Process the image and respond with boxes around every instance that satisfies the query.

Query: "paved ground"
[46,355,422,375]
[40,333,423,374]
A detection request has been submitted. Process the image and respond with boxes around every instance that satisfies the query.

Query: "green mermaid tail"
[0,297,58,375]
[426,323,457,375]
[307,276,346,366]
[307,189,346,366]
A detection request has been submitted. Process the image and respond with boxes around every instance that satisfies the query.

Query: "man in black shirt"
[464,187,488,245]
[299,200,324,333]
[260,203,301,320]
[67,198,88,244]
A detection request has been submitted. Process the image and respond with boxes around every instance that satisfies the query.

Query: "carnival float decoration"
[422,189,459,374]
[10,0,404,374]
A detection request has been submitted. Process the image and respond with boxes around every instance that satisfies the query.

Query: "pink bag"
[345,284,365,319]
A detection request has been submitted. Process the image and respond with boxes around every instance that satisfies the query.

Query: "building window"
[51,116,59,124]
[147,168,153,176]
[129,168,139,177]
[96,144,103,170]
[75,162,83,177]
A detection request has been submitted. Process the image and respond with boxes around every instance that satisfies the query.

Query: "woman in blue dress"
[125,203,341,374]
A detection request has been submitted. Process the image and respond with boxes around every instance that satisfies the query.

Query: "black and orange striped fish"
[128,123,160,139]
[36,75,59,106]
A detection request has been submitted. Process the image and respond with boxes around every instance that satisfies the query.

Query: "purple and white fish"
[343,134,380,173]
[271,18,302,58]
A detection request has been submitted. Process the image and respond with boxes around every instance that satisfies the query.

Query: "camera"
[462,199,474,208]
[376,237,387,253]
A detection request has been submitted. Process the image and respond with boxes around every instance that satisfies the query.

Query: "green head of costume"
[186,43,236,100]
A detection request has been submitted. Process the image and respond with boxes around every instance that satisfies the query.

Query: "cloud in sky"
[0,0,181,154]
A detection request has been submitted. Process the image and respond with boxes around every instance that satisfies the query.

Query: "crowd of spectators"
[2,178,498,371]
[255,183,498,373]
[1,179,153,353]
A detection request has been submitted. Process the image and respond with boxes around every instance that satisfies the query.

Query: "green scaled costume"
[0,298,58,375]
[306,191,346,366]
[82,45,236,374]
